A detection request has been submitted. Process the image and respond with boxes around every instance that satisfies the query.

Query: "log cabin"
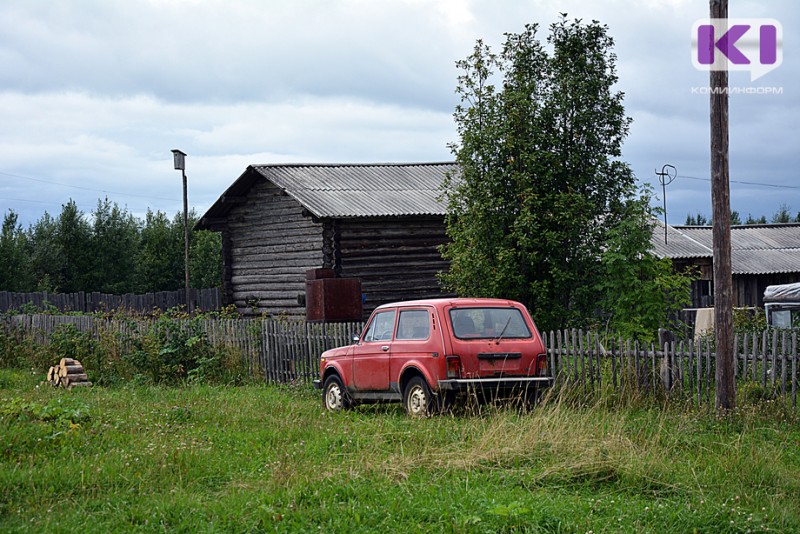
[196,163,457,318]
[651,221,800,308]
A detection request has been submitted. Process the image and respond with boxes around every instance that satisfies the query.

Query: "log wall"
[336,216,450,317]
[224,180,324,316]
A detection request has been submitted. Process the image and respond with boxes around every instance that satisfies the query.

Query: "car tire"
[403,376,436,417]
[322,375,351,412]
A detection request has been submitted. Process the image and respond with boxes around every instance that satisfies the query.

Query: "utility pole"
[171,149,192,314]
[709,0,735,410]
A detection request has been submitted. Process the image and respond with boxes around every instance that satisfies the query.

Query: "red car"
[314,298,552,416]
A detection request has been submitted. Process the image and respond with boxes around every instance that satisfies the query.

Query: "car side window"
[363,310,397,342]
[396,309,430,340]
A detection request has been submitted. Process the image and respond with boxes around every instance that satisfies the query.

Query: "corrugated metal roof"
[197,163,458,229]
[652,221,800,275]
[254,163,457,218]
[731,248,800,274]
[650,221,712,259]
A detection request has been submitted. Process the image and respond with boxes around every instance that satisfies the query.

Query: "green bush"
[126,311,243,385]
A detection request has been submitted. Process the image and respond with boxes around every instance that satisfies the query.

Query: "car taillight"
[446,355,462,378]
[536,353,548,376]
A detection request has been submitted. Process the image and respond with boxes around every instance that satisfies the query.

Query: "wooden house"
[651,222,800,308]
[196,163,457,318]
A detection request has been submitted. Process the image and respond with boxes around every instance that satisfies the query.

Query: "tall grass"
[1,368,798,532]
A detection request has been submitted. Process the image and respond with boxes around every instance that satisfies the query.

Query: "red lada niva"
[314,298,552,416]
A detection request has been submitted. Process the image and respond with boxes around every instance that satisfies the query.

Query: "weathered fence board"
[3,315,798,409]
[546,329,798,409]
[0,289,221,315]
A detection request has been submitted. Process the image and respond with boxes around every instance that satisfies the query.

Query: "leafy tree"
[441,18,635,330]
[746,213,767,224]
[772,203,792,223]
[684,212,709,226]
[136,209,184,292]
[597,189,692,341]
[28,212,60,291]
[88,198,141,294]
[190,230,222,289]
[0,210,33,291]
[730,210,742,225]
[55,200,93,293]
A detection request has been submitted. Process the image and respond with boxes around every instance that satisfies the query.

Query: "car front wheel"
[323,375,351,411]
[403,376,436,417]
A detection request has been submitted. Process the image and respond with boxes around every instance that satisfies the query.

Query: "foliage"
[190,230,222,289]
[0,201,221,294]
[0,310,248,385]
[0,377,798,532]
[87,198,140,293]
[746,213,768,224]
[684,212,709,226]
[0,210,34,291]
[597,189,693,341]
[136,209,185,292]
[440,18,636,331]
[772,203,794,223]
[733,307,767,336]
[688,204,800,226]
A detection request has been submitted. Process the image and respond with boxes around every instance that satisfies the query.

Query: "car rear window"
[449,307,532,340]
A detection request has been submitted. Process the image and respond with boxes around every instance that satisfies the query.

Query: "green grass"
[1,368,799,533]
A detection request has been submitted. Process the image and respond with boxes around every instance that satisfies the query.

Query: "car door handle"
[381,346,390,352]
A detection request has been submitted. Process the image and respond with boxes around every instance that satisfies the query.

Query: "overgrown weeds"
[0,308,249,386]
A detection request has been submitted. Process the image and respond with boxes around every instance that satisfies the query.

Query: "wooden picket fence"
[546,329,798,409]
[3,315,797,408]
[2,315,361,385]
[0,288,222,315]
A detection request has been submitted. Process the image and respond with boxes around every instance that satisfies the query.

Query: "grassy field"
[1,368,799,533]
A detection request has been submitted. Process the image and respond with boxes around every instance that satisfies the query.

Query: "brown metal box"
[305,276,362,322]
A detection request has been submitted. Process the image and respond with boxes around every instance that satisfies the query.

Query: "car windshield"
[449,307,532,339]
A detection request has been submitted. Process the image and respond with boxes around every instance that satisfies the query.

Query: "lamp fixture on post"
[171,149,191,313]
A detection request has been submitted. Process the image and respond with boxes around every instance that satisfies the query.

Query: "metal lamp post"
[171,149,191,313]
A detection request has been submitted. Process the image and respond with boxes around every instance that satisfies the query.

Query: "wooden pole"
[710,0,735,410]
[182,169,191,314]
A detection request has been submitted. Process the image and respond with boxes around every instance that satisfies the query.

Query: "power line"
[677,174,800,190]
[0,197,51,205]
[0,170,180,202]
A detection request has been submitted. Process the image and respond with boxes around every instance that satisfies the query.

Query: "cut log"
[62,373,89,383]
[59,357,77,367]
[47,367,55,382]
[59,364,85,377]
[67,381,92,389]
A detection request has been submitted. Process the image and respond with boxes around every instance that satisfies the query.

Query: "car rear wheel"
[323,375,351,411]
[403,376,436,417]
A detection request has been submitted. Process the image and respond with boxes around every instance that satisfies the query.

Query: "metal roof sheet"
[196,163,458,229]
[652,221,800,275]
[253,163,457,218]
[650,221,712,259]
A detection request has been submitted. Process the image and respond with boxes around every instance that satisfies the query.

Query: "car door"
[390,307,438,383]
[352,308,396,391]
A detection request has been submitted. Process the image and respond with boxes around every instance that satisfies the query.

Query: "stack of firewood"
[46,358,92,389]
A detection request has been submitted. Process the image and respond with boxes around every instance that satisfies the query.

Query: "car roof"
[374,297,523,311]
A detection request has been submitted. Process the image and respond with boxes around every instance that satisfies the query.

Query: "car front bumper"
[312,379,322,389]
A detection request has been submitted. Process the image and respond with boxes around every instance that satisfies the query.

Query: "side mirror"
[352,334,360,344]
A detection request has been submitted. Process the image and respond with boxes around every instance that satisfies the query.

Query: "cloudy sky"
[1,0,797,228]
